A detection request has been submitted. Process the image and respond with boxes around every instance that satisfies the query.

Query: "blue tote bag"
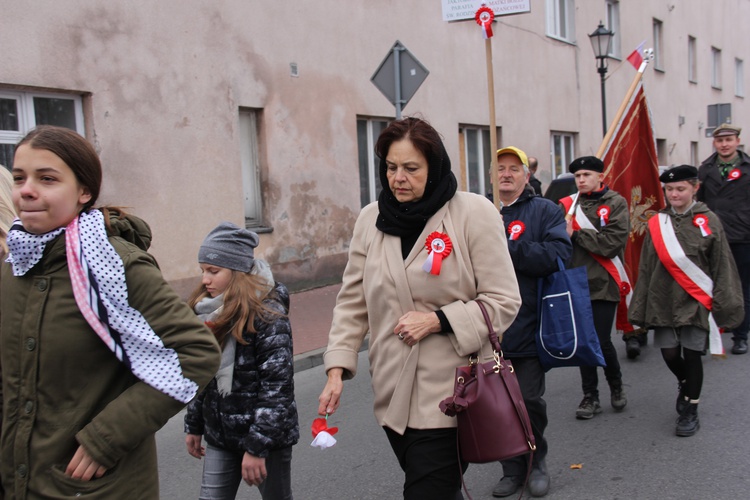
[536,258,605,371]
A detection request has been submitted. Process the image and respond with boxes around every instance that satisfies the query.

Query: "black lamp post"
[589,21,615,137]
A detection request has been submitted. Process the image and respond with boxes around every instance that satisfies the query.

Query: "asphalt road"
[157,336,750,499]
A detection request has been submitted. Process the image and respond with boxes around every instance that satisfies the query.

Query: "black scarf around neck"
[375,140,457,237]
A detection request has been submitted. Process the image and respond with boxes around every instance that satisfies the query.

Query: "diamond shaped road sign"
[371,41,429,113]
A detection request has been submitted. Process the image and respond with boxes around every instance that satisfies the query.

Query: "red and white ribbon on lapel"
[693,214,711,237]
[597,205,610,227]
[422,232,453,275]
[649,213,723,356]
[507,221,525,241]
[727,168,741,181]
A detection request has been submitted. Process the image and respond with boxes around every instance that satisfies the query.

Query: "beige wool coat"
[324,192,521,434]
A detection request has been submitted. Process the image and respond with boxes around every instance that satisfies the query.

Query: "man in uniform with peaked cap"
[698,123,750,354]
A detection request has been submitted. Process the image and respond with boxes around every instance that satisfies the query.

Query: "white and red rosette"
[507,220,526,241]
[693,214,711,237]
[475,5,495,39]
[728,168,742,181]
[311,416,339,450]
[422,232,453,275]
[597,205,610,227]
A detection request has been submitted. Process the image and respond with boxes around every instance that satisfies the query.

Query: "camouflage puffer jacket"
[184,282,299,457]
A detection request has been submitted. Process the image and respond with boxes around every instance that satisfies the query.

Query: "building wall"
[1,0,747,293]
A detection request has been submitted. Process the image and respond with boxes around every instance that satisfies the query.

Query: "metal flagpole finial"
[637,48,654,73]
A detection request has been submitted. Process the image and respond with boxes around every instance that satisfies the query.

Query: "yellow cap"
[496,146,529,168]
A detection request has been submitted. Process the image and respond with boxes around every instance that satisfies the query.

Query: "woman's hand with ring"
[394,311,442,345]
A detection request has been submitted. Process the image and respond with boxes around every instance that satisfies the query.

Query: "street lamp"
[589,21,615,137]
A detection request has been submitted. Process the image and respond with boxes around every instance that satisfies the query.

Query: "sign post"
[371,41,429,119]
[485,39,500,210]
[442,0,531,211]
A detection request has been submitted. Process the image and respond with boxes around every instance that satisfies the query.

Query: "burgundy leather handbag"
[439,301,536,463]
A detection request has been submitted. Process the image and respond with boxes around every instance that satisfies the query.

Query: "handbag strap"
[476,300,502,353]
[476,301,537,452]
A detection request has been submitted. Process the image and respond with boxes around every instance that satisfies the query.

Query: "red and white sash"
[648,213,723,356]
[561,195,633,331]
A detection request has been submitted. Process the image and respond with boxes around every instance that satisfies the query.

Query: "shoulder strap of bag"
[476,300,502,353]
[475,301,536,451]
[472,301,536,500]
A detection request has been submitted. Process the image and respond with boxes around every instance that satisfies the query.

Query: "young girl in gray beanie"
[184,222,299,499]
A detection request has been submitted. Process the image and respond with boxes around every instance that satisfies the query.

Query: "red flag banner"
[602,82,666,331]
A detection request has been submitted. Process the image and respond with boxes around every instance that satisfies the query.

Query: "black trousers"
[499,356,548,477]
[730,243,750,341]
[384,426,466,500]
[580,300,622,399]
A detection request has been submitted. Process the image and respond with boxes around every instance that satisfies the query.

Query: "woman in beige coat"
[318,118,521,499]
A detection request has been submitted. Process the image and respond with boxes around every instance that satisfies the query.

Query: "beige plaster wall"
[1,0,747,291]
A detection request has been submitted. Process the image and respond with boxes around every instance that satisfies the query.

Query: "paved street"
[157,335,750,499]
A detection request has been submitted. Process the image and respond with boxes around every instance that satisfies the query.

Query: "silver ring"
[398,333,404,340]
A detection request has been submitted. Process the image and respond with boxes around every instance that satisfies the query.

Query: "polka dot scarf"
[6,210,199,404]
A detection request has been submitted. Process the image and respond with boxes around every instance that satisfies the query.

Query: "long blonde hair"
[188,268,282,347]
[0,166,16,255]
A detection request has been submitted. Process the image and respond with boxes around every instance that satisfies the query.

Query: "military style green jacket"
[564,187,630,302]
[629,203,743,331]
[0,212,220,500]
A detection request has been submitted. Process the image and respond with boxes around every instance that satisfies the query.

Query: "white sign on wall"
[441,0,531,22]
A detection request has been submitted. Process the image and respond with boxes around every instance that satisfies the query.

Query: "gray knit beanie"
[198,222,259,272]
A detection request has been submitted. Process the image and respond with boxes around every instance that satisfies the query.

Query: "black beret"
[569,156,604,173]
[659,165,698,183]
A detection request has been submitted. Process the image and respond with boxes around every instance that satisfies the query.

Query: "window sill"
[545,34,577,46]
[246,224,274,234]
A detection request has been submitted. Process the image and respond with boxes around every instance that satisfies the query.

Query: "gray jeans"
[199,444,293,500]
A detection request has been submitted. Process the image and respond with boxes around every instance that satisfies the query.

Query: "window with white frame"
[688,36,697,83]
[460,126,493,196]
[546,0,575,43]
[736,58,744,97]
[652,19,664,71]
[707,103,732,137]
[356,117,389,207]
[606,0,621,58]
[711,47,722,89]
[0,90,84,169]
[239,108,264,227]
[551,132,575,179]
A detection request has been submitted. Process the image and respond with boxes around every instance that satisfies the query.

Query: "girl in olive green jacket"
[630,165,743,437]
[0,126,220,499]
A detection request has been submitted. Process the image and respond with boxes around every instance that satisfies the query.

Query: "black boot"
[676,402,700,437]
[675,380,688,415]
[625,337,641,359]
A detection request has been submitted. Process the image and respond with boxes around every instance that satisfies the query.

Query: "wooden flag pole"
[596,57,651,158]
[486,38,500,210]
